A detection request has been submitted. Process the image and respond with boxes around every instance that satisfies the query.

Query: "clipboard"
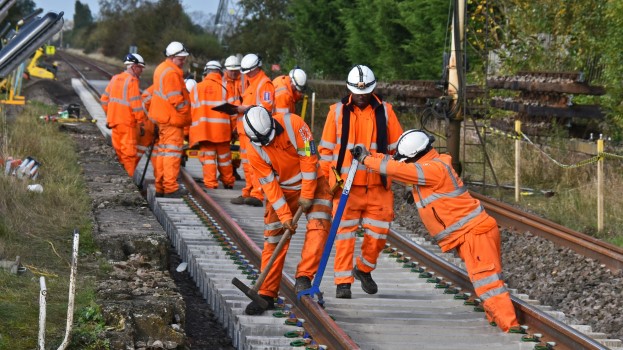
[212,103,239,115]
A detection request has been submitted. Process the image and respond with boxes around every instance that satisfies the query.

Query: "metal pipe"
[38,276,47,350]
[56,230,79,350]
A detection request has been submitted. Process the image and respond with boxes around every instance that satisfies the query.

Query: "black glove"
[350,145,370,163]
[105,122,112,129]
[404,186,414,204]
[154,124,159,135]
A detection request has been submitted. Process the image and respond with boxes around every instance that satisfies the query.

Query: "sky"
[33,0,220,23]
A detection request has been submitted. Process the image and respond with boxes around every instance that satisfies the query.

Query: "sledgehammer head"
[232,277,268,309]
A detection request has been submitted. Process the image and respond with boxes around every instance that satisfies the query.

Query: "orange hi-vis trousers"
[155,125,184,194]
[199,141,235,189]
[258,179,332,298]
[239,135,263,200]
[455,220,520,332]
[111,124,138,177]
[332,185,394,285]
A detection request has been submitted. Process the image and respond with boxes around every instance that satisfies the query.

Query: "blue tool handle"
[307,159,359,292]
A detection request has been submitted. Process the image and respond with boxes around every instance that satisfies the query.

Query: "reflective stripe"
[335,231,356,241]
[312,198,332,208]
[306,211,331,221]
[319,140,335,149]
[334,270,352,278]
[271,196,287,211]
[362,217,391,229]
[202,159,216,165]
[301,171,317,180]
[364,228,387,240]
[281,184,302,191]
[275,107,289,113]
[159,144,184,151]
[339,218,360,228]
[191,117,231,127]
[473,273,502,289]
[218,160,232,166]
[479,285,508,301]
[358,255,376,269]
[259,172,275,185]
[415,186,467,209]
[434,205,484,243]
[265,221,283,231]
[264,234,283,243]
[379,155,391,176]
[159,152,182,158]
[280,172,302,186]
[320,154,333,161]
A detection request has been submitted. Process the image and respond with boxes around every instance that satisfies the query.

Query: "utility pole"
[446,0,466,175]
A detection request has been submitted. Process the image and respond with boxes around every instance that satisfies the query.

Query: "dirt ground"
[21,55,235,349]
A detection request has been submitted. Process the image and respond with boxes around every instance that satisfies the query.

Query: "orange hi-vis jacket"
[225,74,243,132]
[238,70,274,136]
[318,94,403,187]
[189,72,232,145]
[149,59,191,128]
[273,75,302,114]
[101,71,145,128]
[364,149,492,252]
[246,112,318,223]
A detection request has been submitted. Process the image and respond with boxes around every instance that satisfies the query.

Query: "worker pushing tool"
[351,129,522,333]
[236,106,332,315]
[318,64,404,298]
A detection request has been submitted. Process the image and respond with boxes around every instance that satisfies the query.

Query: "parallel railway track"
[62,51,622,349]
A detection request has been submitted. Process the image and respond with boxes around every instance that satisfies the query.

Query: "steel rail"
[181,169,360,349]
[387,228,609,350]
[471,192,623,273]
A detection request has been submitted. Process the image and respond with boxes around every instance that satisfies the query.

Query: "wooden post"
[514,120,521,202]
[597,137,604,232]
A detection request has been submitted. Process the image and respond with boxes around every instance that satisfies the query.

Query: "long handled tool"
[232,206,304,309]
[297,159,359,305]
[137,128,158,191]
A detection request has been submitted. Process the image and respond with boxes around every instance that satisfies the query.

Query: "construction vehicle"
[25,45,57,80]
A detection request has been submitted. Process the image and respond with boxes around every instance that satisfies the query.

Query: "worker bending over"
[242,106,332,315]
[273,68,307,114]
[351,129,521,333]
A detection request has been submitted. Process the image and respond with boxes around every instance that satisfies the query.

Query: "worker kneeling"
[351,129,521,333]
[243,106,332,315]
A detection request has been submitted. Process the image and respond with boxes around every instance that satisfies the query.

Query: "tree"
[73,1,93,30]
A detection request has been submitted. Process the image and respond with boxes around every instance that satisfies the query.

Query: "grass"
[0,102,101,349]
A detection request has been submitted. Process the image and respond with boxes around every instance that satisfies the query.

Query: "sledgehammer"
[232,206,304,309]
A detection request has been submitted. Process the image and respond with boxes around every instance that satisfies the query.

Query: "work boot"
[223,184,234,189]
[244,295,275,315]
[335,283,351,299]
[231,195,246,205]
[295,276,312,294]
[244,197,263,207]
[155,192,164,198]
[353,266,378,294]
[164,188,188,198]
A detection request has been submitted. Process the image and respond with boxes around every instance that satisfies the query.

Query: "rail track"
[61,50,623,350]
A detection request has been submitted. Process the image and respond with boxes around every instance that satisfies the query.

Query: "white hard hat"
[204,60,222,74]
[185,78,197,92]
[346,65,376,94]
[289,68,307,92]
[165,41,189,57]
[124,53,145,67]
[224,55,241,71]
[393,130,435,162]
[240,53,261,74]
[243,106,275,146]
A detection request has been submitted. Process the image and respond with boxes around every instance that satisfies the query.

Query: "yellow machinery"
[25,45,57,80]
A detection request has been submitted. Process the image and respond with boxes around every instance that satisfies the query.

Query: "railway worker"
[318,64,403,299]
[149,41,192,198]
[350,129,521,333]
[230,53,275,207]
[272,67,307,114]
[241,106,332,315]
[100,53,146,177]
[188,60,236,190]
[224,55,244,181]
[139,84,164,196]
